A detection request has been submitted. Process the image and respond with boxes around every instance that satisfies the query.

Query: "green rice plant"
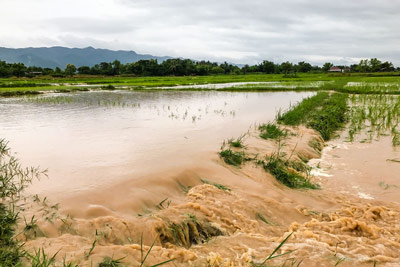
[98,256,125,267]
[228,134,246,148]
[308,138,323,154]
[101,85,116,90]
[200,179,231,191]
[84,240,97,260]
[62,257,78,267]
[256,213,276,226]
[252,232,294,266]
[392,131,400,146]
[28,248,59,267]
[23,215,40,239]
[307,93,348,141]
[139,234,175,267]
[277,92,329,125]
[259,123,287,140]
[156,198,171,210]
[219,149,245,166]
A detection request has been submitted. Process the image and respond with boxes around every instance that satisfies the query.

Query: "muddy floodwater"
[1,90,400,266]
[0,90,311,209]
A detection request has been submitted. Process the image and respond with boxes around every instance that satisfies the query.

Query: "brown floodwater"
[0,90,311,209]
[2,90,400,266]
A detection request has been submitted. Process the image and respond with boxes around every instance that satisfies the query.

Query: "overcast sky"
[1,0,399,65]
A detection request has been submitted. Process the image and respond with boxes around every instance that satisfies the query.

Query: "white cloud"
[0,0,399,65]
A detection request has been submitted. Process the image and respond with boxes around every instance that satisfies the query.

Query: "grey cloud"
[1,0,400,65]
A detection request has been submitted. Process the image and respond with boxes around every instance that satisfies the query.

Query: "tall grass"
[277,92,329,125]
[0,139,45,266]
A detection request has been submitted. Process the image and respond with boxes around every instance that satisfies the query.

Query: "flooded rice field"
[1,90,400,266]
[0,90,311,208]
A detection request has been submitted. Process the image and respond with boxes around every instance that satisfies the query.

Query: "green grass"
[262,153,319,189]
[98,256,124,267]
[219,149,245,166]
[228,135,246,148]
[307,93,348,140]
[1,72,400,96]
[276,92,348,141]
[259,123,287,140]
[277,92,330,125]
[0,139,46,266]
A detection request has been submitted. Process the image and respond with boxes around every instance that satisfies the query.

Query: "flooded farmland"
[1,90,400,266]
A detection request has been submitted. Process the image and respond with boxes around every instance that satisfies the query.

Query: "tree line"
[0,58,398,78]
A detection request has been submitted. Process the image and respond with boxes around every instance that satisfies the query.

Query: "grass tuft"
[259,123,287,140]
[219,149,245,166]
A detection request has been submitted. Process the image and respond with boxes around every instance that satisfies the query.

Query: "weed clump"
[259,123,287,140]
[101,84,116,90]
[262,153,319,189]
[157,217,223,248]
[98,256,124,267]
[228,135,245,148]
[219,149,244,166]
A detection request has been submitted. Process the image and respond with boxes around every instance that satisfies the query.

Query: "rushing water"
[0,90,312,199]
[3,90,400,266]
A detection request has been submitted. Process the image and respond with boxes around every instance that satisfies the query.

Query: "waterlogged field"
[1,72,400,95]
[1,75,400,266]
[0,91,312,197]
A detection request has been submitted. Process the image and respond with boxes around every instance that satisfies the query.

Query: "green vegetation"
[219,149,245,167]
[278,92,348,141]
[259,123,287,140]
[347,94,400,146]
[228,135,245,148]
[251,232,294,266]
[0,72,399,97]
[0,139,45,267]
[200,179,231,191]
[157,217,223,249]
[277,92,330,125]
[98,256,124,267]
[262,153,319,189]
[28,248,58,267]
[307,93,348,140]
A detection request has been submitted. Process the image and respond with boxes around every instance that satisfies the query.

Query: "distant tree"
[259,60,276,74]
[322,62,333,72]
[296,61,312,73]
[112,60,121,75]
[369,58,382,72]
[280,61,293,74]
[77,66,91,75]
[64,64,76,76]
[210,66,225,75]
[380,61,395,72]
[10,63,27,77]
[356,59,371,72]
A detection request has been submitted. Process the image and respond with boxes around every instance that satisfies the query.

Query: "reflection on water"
[0,91,312,198]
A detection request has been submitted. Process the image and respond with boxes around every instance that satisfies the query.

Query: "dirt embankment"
[19,126,400,266]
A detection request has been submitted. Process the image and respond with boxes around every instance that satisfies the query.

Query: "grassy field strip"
[1,73,400,96]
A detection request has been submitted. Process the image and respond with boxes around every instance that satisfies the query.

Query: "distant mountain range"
[0,46,172,68]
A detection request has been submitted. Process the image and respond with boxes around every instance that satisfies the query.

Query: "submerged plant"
[262,153,319,189]
[219,149,245,166]
[200,179,231,191]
